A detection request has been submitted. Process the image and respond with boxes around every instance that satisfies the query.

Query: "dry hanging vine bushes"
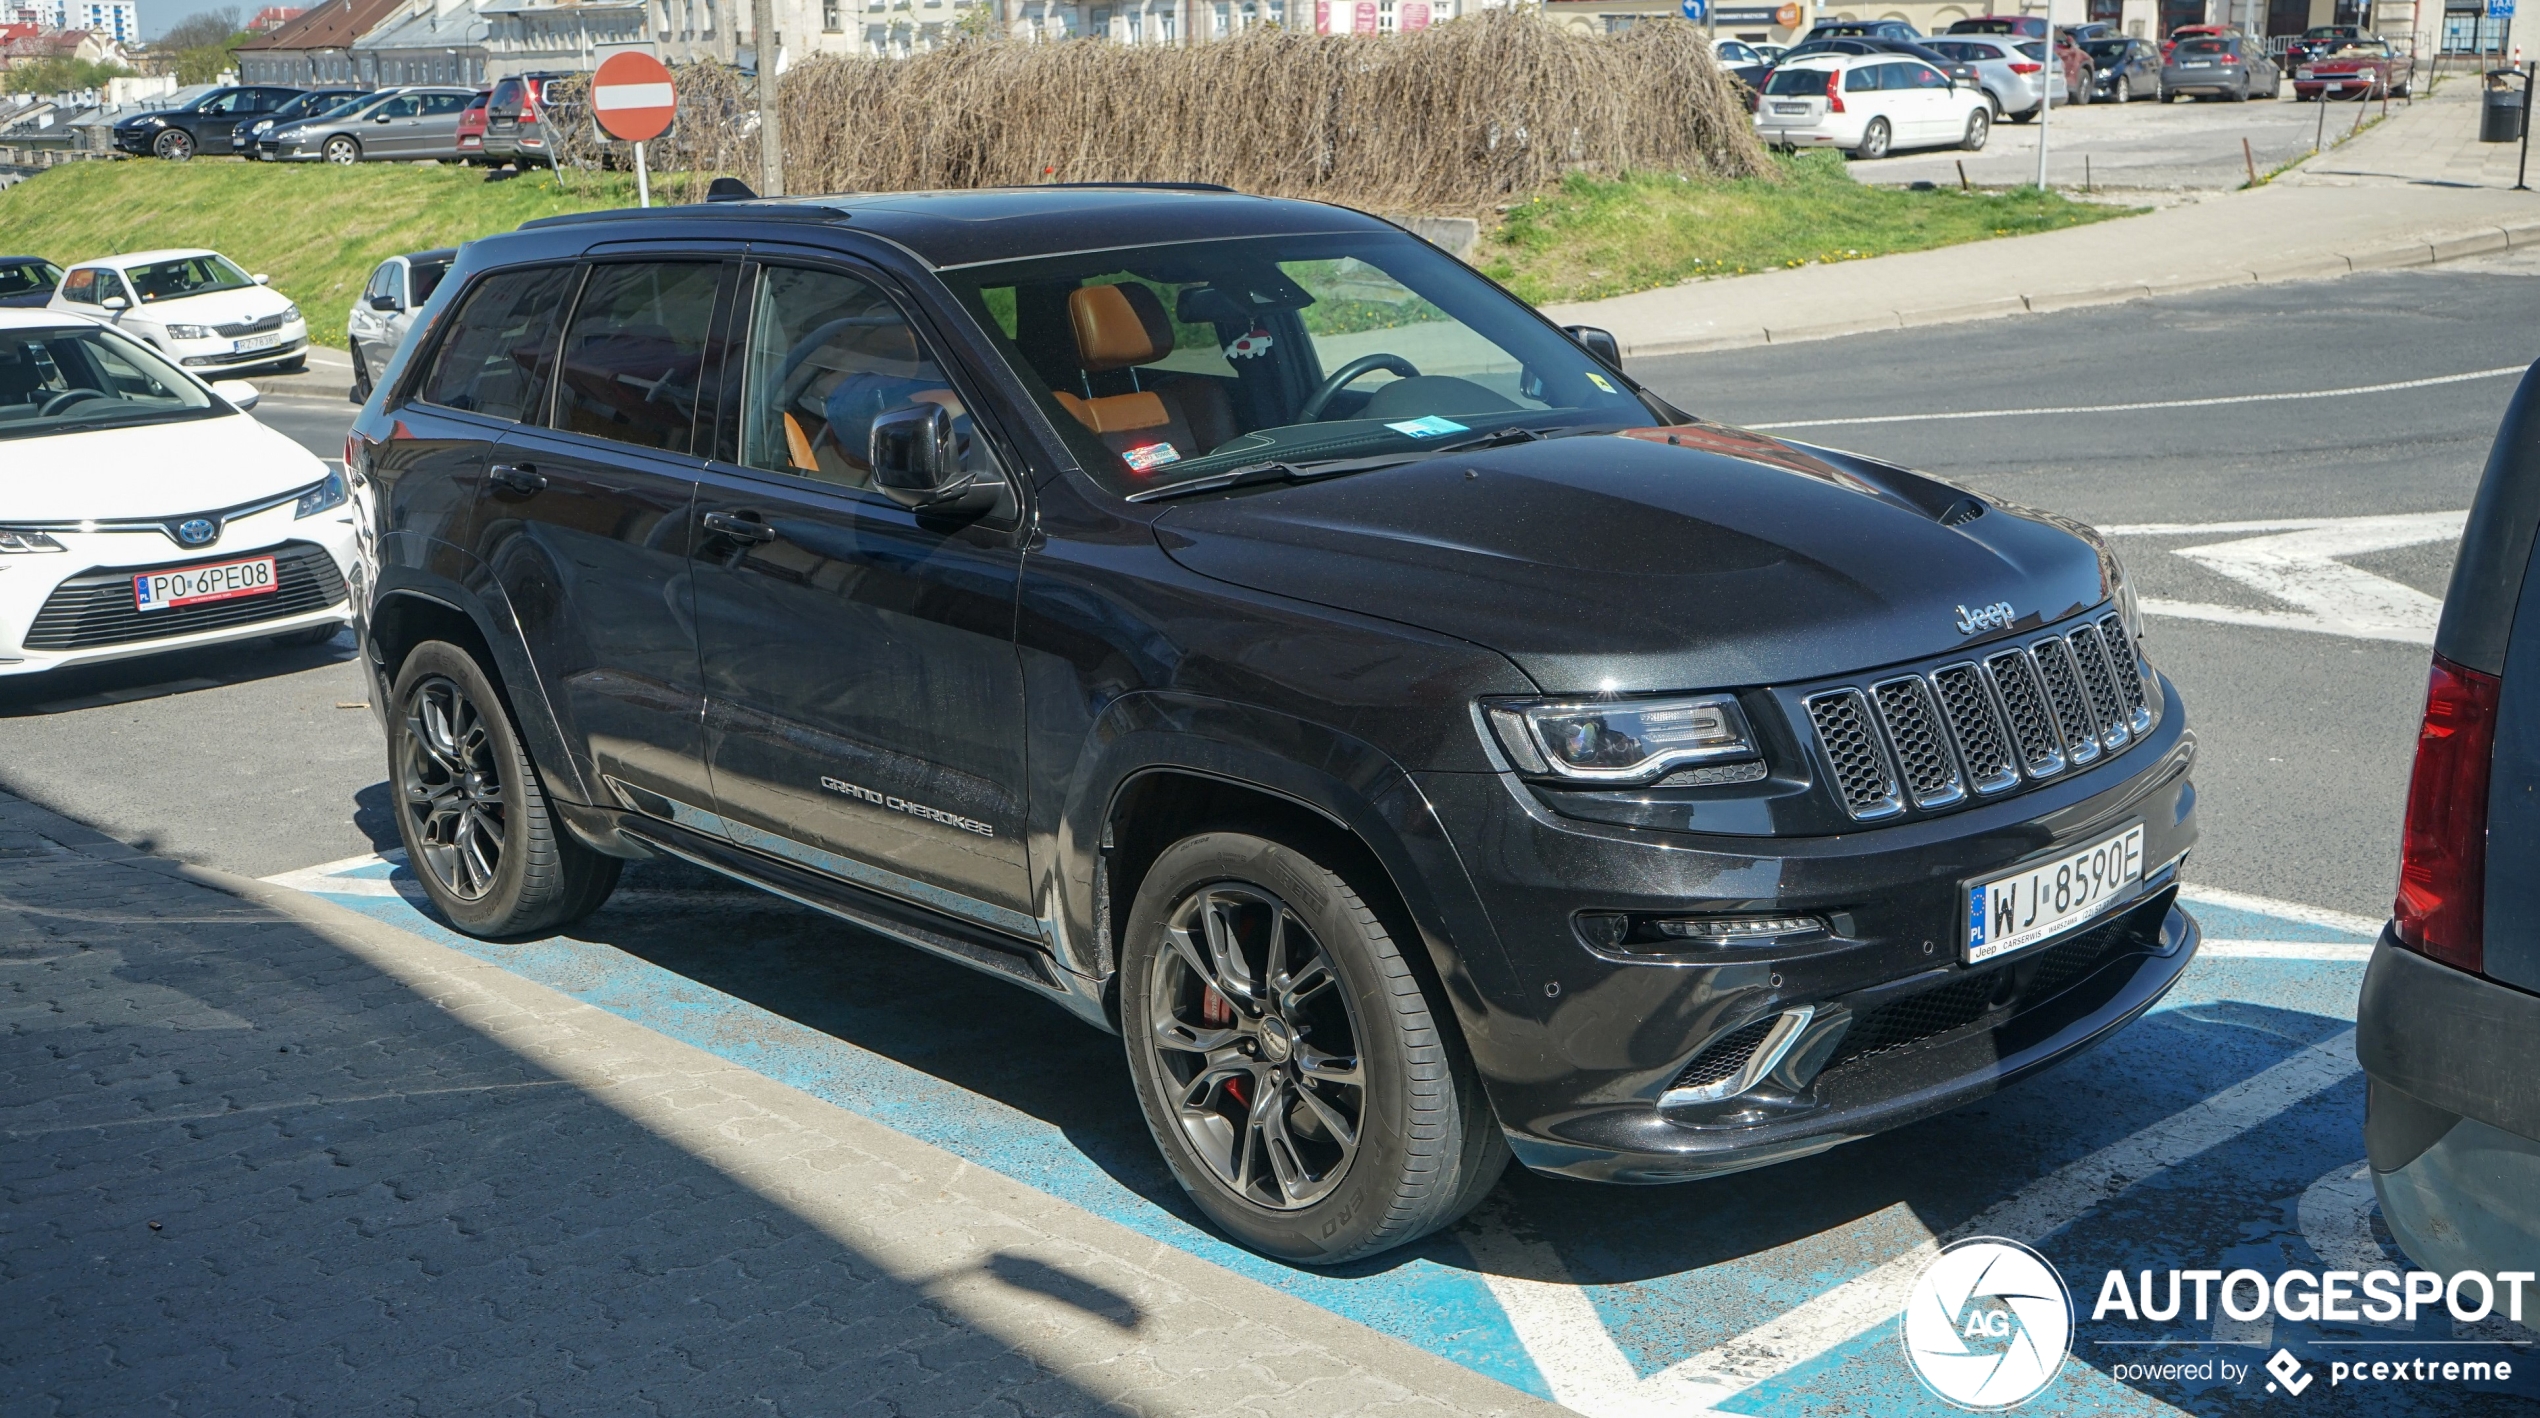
[552,11,1769,211]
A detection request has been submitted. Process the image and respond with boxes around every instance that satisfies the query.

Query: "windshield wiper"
[1126,460,1304,503]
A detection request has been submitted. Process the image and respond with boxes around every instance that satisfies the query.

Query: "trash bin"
[2483,69,2528,143]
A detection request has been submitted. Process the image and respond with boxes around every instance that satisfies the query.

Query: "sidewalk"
[1547,79,2540,357]
[0,789,1554,1418]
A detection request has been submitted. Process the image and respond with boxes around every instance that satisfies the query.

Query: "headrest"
[1068,283,1173,373]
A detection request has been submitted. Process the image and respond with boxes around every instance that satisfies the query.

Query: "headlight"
[164,324,214,340]
[0,529,66,553]
[1484,693,1759,783]
[295,470,347,518]
[282,304,302,324]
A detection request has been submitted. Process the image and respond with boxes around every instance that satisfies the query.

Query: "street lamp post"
[2035,0,2052,188]
[752,0,784,195]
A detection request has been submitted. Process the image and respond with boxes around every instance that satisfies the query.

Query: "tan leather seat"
[1054,284,1234,464]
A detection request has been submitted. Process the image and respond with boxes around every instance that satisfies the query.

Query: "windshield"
[125,254,255,304]
[942,231,1659,499]
[0,261,61,296]
[2084,39,2128,58]
[0,323,220,441]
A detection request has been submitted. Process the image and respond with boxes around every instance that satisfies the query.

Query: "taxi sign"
[591,51,677,143]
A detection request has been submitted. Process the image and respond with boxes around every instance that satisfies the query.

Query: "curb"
[1618,216,2540,359]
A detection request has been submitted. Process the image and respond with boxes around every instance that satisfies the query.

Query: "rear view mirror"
[252,273,270,285]
[101,294,128,311]
[1563,324,1623,365]
[869,403,976,510]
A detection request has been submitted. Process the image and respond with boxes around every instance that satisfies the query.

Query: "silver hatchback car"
[346,247,455,402]
[266,87,478,164]
[1920,35,2064,121]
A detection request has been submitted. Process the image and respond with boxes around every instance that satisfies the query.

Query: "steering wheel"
[38,388,109,417]
[1297,353,1422,423]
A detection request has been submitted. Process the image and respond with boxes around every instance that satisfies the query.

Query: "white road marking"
[2176,884,2384,939]
[2105,511,2466,645]
[1472,1031,2362,1415]
[1743,366,2523,431]
[2199,940,2374,960]
[260,850,769,909]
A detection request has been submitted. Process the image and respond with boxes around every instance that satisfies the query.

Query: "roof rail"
[517,202,848,231]
[1038,181,1238,193]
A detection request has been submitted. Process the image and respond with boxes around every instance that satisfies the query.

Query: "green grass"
[0,159,639,342]
[1478,153,2139,306]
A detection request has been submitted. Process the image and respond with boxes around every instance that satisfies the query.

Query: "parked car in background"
[1802,17,1922,42]
[2162,35,2280,101]
[346,248,455,402]
[2356,372,2540,1283]
[482,72,569,168]
[256,91,375,159]
[2083,36,2164,102]
[2296,39,2407,100]
[46,250,308,378]
[1713,36,1770,87]
[2285,22,2366,69]
[453,89,491,163]
[0,256,62,309]
[2059,21,2115,43]
[1775,35,1983,88]
[1754,41,1789,62]
[233,85,366,158]
[1947,14,2046,38]
[264,86,476,164]
[112,85,307,161]
[2161,21,2236,59]
[1757,52,1992,158]
[0,311,353,677]
[1923,35,2062,120]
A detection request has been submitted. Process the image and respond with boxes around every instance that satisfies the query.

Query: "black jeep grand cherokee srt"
[348,186,2200,1263]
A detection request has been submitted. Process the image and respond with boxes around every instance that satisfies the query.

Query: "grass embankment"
[0,160,634,340]
[1480,152,2137,306]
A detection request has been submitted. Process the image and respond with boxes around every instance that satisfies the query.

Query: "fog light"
[1577,910,1830,957]
[1652,914,1825,943]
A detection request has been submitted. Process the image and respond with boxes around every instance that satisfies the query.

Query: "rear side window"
[1764,67,1832,95]
[422,93,469,115]
[417,265,576,420]
[410,261,450,307]
[552,262,722,456]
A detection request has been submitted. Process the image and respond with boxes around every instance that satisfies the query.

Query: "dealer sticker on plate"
[1964,822,2145,964]
[134,555,278,612]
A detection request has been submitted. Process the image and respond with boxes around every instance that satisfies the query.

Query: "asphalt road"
[1858,85,2395,191]
[3,262,2527,908]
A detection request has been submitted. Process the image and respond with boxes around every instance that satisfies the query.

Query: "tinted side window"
[1848,64,1886,90]
[365,263,398,304]
[553,262,721,456]
[410,261,449,306]
[60,269,98,304]
[1909,63,1949,88]
[423,93,469,115]
[417,265,576,420]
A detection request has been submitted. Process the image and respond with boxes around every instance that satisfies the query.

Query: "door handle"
[701,509,777,544]
[487,462,545,495]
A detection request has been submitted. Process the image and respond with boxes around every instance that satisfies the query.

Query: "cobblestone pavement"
[0,791,1552,1418]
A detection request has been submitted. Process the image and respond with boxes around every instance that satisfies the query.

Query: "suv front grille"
[1800,607,2159,822]
[24,542,345,651]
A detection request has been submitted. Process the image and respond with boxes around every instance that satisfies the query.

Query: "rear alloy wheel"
[153,129,193,161]
[324,135,361,164]
[1121,831,1506,1263]
[390,640,620,936]
[1853,116,1892,160]
[1962,106,1991,151]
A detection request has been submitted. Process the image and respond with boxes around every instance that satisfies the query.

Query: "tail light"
[2010,60,2043,72]
[1827,72,1845,112]
[2393,653,2499,974]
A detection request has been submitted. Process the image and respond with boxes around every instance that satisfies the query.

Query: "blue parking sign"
[2493,0,2515,19]
[1682,0,1707,18]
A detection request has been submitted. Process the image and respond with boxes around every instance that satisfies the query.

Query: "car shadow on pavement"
[0,800,1161,1415]
[0,628,358,717]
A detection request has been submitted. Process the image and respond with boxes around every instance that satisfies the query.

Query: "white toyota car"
[0,309,355,678]
[45,248,310,378]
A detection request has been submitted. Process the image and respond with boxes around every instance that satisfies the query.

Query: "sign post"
[590,51,677,209]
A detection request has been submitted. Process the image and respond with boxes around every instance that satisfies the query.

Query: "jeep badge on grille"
[1955,601,2016,635]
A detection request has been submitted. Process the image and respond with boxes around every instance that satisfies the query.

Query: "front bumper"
[168,331,309,374]
[1420,674,2199,1182]
[0,521,356,677]
[2358,936,2540,1275]
[112,127,159,154]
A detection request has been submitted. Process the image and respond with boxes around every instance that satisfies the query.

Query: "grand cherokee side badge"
[821,776,995,837]
[1955,601,2016,635]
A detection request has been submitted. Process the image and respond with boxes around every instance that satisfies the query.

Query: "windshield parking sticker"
[1585,370,1618,393]
[1121,442,1181,471]
[1385,415,1468,439]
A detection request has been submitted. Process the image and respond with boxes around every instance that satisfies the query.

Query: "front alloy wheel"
[2115,75,2133,102]
[400,672,507,901]
[153,129,192,161]
[324,135,361,164]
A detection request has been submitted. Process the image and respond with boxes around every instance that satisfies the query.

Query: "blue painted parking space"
[264,854,2532,1413]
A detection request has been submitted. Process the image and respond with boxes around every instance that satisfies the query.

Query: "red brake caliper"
[1202,986,1246,1105]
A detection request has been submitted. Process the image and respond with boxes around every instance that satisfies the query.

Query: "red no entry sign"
[591,51,676,143]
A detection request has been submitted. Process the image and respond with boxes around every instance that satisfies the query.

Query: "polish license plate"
[234,333,281,353]
[1772,102,1810,114]
[134,555,278,612]
[1964,823,2146,964]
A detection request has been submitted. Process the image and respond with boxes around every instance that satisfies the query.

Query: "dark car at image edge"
[347,185,2202,1264]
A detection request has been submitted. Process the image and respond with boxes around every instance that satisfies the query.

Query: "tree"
[3,56,136,93]
[155,7,243,50]
[152,6,250,83]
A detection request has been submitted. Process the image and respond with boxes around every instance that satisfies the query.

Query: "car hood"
[1,414,328,521]
[1150,425,2114,694]
[125,286,293,325]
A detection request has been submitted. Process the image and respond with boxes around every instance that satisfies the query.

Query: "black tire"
[1852,116,1892,160]
[324,135,361,164]
[154,128,193,161]
[1120,830,1507,1264]
[2008,104,2036,123]
[1962,106,1990,152]
[350,343,371,403]
[388,640,620,937]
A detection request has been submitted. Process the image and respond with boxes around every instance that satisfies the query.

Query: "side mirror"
[252,273,270,285]
[1563,324,1623,365]
[210,379,260,410]
[101,294,128,311]
[373,113,393,123]
[368,293,399,311]
[869,403,974,510]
